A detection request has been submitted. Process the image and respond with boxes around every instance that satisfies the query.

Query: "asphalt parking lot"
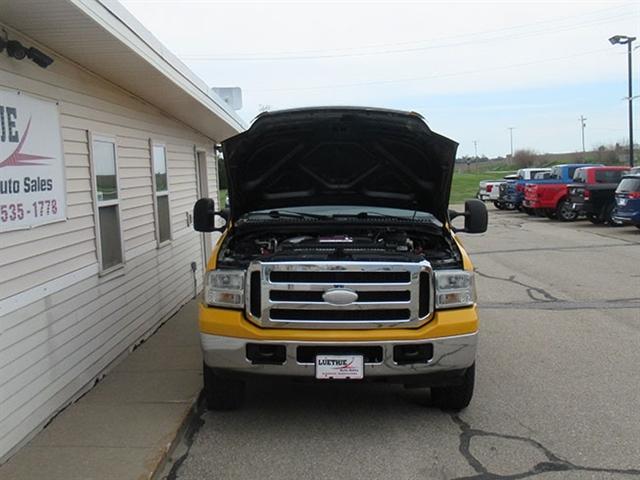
[167,208,640,480]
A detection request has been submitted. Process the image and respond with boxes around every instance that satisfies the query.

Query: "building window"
[91,135,123,272]
[151,144,171,245]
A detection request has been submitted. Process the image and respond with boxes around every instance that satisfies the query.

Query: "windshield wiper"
[264,210,329,220]
[333,211,440,224]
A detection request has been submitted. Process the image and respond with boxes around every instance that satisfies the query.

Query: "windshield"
[243,205,443,226]
[573,169,587,183]
[617,177,640,193]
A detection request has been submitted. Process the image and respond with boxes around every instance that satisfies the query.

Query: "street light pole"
[609,34,636,167]
[626,40,634,167]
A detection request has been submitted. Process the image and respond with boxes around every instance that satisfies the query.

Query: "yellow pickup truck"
[193,107,487,411]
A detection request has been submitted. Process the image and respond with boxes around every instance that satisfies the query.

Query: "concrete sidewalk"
[1,300,202,480]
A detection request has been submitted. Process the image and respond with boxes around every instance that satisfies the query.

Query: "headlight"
[205,269,245,308]
[434,270,475,309]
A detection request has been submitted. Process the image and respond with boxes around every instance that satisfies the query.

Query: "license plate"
[617,198,627,206]
[315,355,364,380]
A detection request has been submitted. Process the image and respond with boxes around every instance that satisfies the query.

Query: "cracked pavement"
[165,207,640,480]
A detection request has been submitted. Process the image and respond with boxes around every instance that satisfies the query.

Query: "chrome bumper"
[200,332,477,377]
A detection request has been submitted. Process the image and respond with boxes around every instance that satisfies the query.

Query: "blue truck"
[498,168,551,212]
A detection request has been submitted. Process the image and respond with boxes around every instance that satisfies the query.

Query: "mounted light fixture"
[2,37,54,68]
[27,47,53,68]
[6,40,26,60]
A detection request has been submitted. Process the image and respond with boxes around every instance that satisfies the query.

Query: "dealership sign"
[0,90,65,232]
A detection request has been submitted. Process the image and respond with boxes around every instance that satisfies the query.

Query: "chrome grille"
[245,261,434,329]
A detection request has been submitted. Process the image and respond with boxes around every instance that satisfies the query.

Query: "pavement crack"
[450,414,640,479]
[474,270,559,302]
[165,393,205,480]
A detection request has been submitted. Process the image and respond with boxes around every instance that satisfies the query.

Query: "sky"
[120,0,639,158]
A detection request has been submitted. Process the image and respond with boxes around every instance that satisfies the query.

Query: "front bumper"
[201,331,477,377]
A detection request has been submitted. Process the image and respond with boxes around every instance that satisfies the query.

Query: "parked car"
[498,168,552,212]
[478,174,518,209]
[612,174,640,229]
[523,163,602,221]
[568,166,629,225]
[194,107,488,411]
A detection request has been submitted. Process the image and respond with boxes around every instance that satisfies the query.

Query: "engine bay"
[216,226,462,268]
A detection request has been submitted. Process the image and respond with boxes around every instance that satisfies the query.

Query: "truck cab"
[568,166,629,224]
[523,163,601,220]
[193,107,488,411]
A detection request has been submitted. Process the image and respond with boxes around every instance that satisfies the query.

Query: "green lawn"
[449,171,514,204]
[218,189,227,209]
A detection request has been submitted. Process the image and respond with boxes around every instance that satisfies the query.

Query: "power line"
[179,9,639,61]
[252,47,613,93]
[176,3,633,57]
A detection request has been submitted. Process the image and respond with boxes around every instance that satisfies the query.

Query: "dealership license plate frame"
[315,355,364,380]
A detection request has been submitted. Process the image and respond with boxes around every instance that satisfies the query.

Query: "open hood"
[222,107,458,222]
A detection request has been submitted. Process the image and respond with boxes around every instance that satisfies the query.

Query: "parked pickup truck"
[477,175,518,208]
[567,166,629,225]
[193,107,488,412]
[613,174,640,229]
[498,168,551,211]
[523,163,602,221]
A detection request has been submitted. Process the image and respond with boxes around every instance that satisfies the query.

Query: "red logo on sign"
[0,117,52,168]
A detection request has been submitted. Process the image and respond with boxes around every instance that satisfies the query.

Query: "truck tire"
[556,199,577,221]
[604,202,622,227]
[493,201,505,210]
[203,363,245,410]
[587,213,603,225]
[431,363,475,411]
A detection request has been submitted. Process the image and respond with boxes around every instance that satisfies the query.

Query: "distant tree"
[512,149,537,168]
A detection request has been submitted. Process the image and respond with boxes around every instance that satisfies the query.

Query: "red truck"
[523,163,602,221]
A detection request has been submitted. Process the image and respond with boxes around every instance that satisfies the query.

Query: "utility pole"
[580,115,586,155]
[473,140,478,172]
[508,127,515,158]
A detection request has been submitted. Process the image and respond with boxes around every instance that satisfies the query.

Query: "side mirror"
[193,198,228,232]
[449,199,488,233]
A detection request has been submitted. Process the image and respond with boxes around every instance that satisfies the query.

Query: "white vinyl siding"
[0,27,220,461]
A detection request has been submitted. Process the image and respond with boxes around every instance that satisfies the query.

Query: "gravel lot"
[167,208,640,480]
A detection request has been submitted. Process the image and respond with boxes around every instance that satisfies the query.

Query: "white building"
[0,0,244,461]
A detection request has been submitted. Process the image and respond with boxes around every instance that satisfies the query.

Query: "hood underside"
[222,107,458,222]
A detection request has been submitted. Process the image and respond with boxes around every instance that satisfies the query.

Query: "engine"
[217,227,460,268]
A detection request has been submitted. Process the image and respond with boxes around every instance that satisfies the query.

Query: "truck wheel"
[556,199,577,221]
[203,363,245,410]
[524,208,535,216]
[493,201,505,210]
[505,202,516,210]
[431,363,475,411]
